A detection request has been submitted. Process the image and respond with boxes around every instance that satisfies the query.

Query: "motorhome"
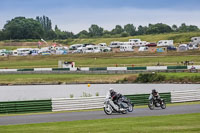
[157,40,174,47]
[120,45,134,52]
[109,41,123,48]
[85,45,101,53]
[15,48,33,56]
[69,44,83,50]
[138,46,148,52]
[191,37,200,44]
[0,49,7,56]
[98,43,111,52]
[129,39,148,46]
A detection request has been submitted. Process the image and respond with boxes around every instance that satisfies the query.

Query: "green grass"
[0,72,199,85]
[0,73,135,85]
[0,113,200,133]
[0,51,200,68]
[60,32,200,45]
[1,31,200,48]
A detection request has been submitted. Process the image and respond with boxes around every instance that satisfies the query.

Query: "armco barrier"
[52,68,70,71]
[0,100,52,114]
[147,66,167,70]
[167,66,187,69]
[17,68,34,71]
[52,96,105,112]
[34,68,52,71]
[187,65,200,69]
[127,67,147,70]
[171,89,200,103]
[107,67,127,71]
[0,69,17,72]
[89,67,107,71]
[125,92,171,105]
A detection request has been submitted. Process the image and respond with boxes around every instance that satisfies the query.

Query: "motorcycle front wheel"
[128,103,133,112]
[148,100,155,110]
[104,105,112,115]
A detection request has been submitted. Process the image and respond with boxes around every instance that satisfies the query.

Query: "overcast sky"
[1,0,200,33]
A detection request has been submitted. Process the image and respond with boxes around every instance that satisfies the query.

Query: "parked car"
[146,43,157,47]
[167,46,177,51]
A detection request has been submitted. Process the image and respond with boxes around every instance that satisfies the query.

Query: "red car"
[146,43,157,47]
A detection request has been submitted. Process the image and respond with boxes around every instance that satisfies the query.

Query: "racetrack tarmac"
[0,104,200,125]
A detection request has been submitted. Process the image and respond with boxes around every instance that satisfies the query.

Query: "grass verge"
[0,113,200,133]
[0,51,200,69]
[0,72,200,85]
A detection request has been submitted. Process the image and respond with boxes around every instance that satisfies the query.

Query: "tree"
[146,23,172,34]
[137,25,148,35]
[172,24,178,32]
[0,30,4,41]
[3,17,44,39]
[188,25,199,32]
[124,24,136,36]
[88,24,103,37]
[178,23,187,32]
[77,30,89,38]
[111,25,124,35]
[36,15,52,32]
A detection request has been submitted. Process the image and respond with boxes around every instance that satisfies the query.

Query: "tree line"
[0,16,199,41]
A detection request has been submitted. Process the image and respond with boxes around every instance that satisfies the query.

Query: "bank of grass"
[0,113,199,133]
[60,32,200,45]
[123,72,200,83]
[0,72,199,85]
[0,51,200,69]
[0,73,136,85]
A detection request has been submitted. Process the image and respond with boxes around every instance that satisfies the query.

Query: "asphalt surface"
[0,104,200,125]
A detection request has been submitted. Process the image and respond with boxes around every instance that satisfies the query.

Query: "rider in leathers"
[149,89,161,103]
[106,88,123,111]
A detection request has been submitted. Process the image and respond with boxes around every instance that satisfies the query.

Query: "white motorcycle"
[103,95,134,115]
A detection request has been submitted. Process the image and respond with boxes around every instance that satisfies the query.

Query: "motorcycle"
[103,95,134,115]
[148,98,166,110]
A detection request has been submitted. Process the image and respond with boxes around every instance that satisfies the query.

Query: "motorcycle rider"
[149,89,161,103]
[106,88,123,111]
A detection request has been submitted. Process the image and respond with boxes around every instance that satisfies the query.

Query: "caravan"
[14,48,33,56]
[157,40,174,47]
[120,45,134,52]
[129,39,148,46]
[109,41,123,48]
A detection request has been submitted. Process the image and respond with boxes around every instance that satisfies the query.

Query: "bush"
[135,73,166,83]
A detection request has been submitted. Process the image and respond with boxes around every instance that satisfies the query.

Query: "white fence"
[147,66,167,70]
[171,89,200,103]
[52,96,105,112]
[0,69,17,72]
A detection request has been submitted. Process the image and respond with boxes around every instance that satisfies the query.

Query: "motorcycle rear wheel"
[121,109,127,114]
[161,101,166,109]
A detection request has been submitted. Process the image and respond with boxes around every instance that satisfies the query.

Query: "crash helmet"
[152,89,157,94]
[109,88,114,93]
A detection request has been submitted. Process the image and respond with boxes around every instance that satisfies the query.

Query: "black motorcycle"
[148,98,166,110]
[104,95,134,115]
